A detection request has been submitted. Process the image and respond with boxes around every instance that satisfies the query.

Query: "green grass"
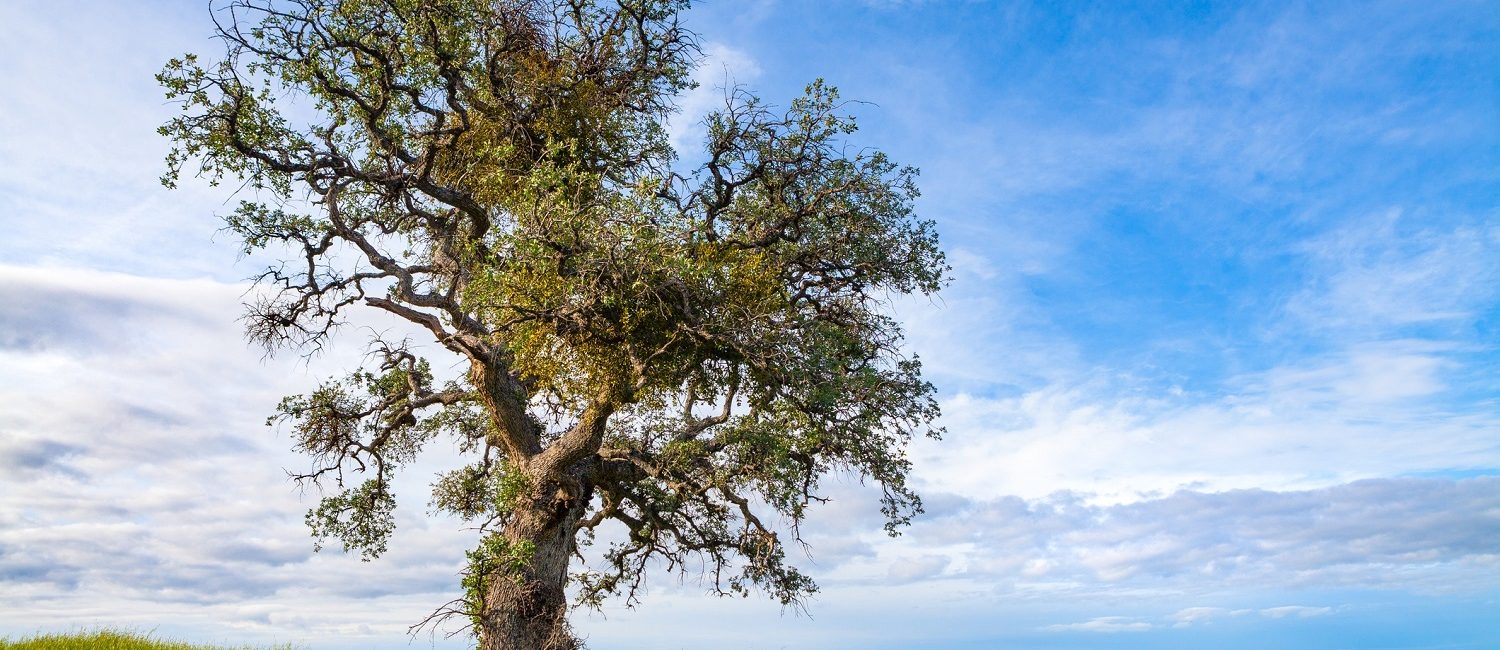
[0,630,295,650]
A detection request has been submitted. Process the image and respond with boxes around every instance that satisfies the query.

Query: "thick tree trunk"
[478,468,590,650]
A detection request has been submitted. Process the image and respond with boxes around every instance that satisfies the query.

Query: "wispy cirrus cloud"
[1054,605,1335,633]
[666,42,762,156]
[1043,616,1153,633]
[1282,213,1500,336]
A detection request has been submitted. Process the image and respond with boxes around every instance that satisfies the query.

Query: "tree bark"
[479,467,591,650]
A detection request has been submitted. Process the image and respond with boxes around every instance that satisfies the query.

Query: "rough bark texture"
[482,469,590,650]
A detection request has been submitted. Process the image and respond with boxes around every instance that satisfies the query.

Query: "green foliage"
[306,476,397,560]
[429,462,494,520]
[429,459,532,521]
[0,630,295,650]
[274,349,465,560]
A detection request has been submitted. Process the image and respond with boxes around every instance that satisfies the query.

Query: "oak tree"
[159,0,946,647]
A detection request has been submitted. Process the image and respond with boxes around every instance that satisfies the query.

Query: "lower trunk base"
[478,579,578,650]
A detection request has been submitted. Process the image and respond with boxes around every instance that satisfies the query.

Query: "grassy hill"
[0,631,294,650]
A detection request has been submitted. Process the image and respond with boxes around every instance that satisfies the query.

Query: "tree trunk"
[479,468,590,650]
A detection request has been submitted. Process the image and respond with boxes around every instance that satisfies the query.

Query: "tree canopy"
[159,0,946,647]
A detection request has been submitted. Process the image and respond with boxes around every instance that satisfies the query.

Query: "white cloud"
[1169,605,1329,628]
[1169,606,1242,627]
[910,336,1500,502]
[1043,616,1153,633]
[1280,211,1500,338]
[1259,605,1333,619]
[1256,341,1452,404]
[887,554,950,582]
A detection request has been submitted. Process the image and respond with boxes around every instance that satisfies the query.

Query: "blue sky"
[1,0,1498,648]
